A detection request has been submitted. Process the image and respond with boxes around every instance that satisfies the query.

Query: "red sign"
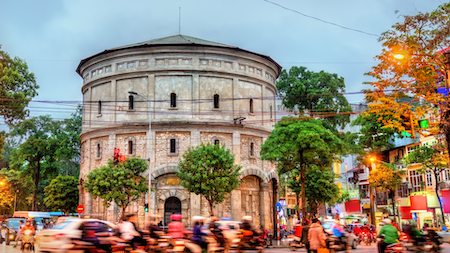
[77,205,84,214]
[345,200,361,213]
[410,195,427,211]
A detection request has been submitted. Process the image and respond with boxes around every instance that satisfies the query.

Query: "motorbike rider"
[353,224,361,236]
[119,214,147,250]
[209,216,226,248]
[300,219,311,253]
[20,220,35,251]
[377,218,399,253]
[361,222,372,240]
[192,216,207,248]
[168,214,189,239]
[331,220,347,249]
[13,220,25,248]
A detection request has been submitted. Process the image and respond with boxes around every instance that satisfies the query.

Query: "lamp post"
[14,189,18,212]
[128,91,153,215]
[368,158,376,226]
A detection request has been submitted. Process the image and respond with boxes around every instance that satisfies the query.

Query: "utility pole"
[370,162,377,225]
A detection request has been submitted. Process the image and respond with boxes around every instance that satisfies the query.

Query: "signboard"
[77,204,85,214]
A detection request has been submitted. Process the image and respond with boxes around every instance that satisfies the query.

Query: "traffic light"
[400,112,415,138]
[144,203,148,212]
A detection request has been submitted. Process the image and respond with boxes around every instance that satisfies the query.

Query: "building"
[76,35,282,229]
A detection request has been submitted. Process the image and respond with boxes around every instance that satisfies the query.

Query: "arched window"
[97,143,101,158]
[128,95,134,110]
[125,136,136,155]
[249,99,254,113]
[170,93,177,108]
[98,100,102,115]
[170,139,176,153]
[213,94,219,109]
[212,136,222,146]
[270,105,273,119]
[128,140,134,155]
[95,140,102,160]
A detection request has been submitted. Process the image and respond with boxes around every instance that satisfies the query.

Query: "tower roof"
[109,34,234,50]
[77,34,281,75]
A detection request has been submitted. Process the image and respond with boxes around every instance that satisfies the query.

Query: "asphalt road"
[1,242,450,253]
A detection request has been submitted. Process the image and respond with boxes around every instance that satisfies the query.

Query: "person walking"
[13,220,25,248]
[300,219,311,253]
[308,218,326,253]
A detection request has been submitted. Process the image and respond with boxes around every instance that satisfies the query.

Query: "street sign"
[77,204,84,214]
[276,203,282,212]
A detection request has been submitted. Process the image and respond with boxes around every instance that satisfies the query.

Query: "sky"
[0,0,445,120]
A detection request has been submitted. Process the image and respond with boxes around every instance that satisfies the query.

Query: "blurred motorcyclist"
[20,220,35,251]
[331,220,347,249]
[120,214,147,250]
[192,216,207,248]
[13,220,25,248]
[147,215,162,239]
[377,218,399,253]
[168,214,189,239]
[209,216,226,248]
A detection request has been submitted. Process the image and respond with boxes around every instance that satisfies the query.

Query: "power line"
[262,0,379,37]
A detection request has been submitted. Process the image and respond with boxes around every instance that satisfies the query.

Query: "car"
[0,218,26,245]
[322,221,358,249]
[13,211,52,231]
[36,218,116,253]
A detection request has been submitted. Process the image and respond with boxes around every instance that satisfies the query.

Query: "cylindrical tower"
[77,34,281,229]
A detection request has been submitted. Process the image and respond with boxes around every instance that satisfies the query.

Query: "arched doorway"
[164,197,181,225]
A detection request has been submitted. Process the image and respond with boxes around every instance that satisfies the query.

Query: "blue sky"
[0,0,443,119]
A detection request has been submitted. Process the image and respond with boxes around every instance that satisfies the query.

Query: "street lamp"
[128,91,153,215]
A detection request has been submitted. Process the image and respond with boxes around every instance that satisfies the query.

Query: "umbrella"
[340,215,362,220]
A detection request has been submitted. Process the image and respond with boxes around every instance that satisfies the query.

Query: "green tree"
[287,166,341,217]
[364,3,450,156]
[351,112,398,166]
[404,144,448,226]
[84,158,148,220]
[276,66,353,129]
[368,162,403,224]
[261,118,344,218]
[9,115,60,210]
[177,142,241,216]
[44,175,79,215]
[54,105,82,177]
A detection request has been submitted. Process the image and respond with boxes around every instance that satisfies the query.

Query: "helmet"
[171,214,182,221]
[25,220,31,225]
[242,216,252,221]
[382,218,392,224]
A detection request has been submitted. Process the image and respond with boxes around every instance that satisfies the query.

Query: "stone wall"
[116,133,147,158]
[240,135,263,168]
[154,131,190,167]
[200,132,232,149]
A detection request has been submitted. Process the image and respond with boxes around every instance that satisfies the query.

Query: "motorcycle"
[384,243,404,253]
[327,235,349,253]
[371,231,378,243]
[21,229,35,253]
[286,235,302,251]
[236,230,264,253]
[361,231,371,246]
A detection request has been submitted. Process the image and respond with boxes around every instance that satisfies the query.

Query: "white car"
[36,218,116,253]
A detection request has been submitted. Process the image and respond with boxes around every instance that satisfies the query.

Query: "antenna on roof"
[179,7,181,35]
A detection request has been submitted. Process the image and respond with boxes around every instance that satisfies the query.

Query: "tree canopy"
[365,3,450,152]
[84,158,148,220]
[177,142,241,216]
[44,175,79,215]
[276,66,352,129]
[261,118,345,218]
[368,162,403,224]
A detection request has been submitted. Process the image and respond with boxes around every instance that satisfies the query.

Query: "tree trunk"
[121,205,127,221]
[434,171,445,227]
[32,161,41,211]
[296,193,301,220]
[390,189,397,225]
[299,151,307,220]
[209,201,214,217]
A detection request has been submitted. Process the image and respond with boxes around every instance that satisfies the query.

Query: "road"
[1,243,450,253]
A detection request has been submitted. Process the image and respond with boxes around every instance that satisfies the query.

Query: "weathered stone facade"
[76,35,281,231]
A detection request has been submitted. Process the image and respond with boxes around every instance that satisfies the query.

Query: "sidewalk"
[268,239,290,248]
